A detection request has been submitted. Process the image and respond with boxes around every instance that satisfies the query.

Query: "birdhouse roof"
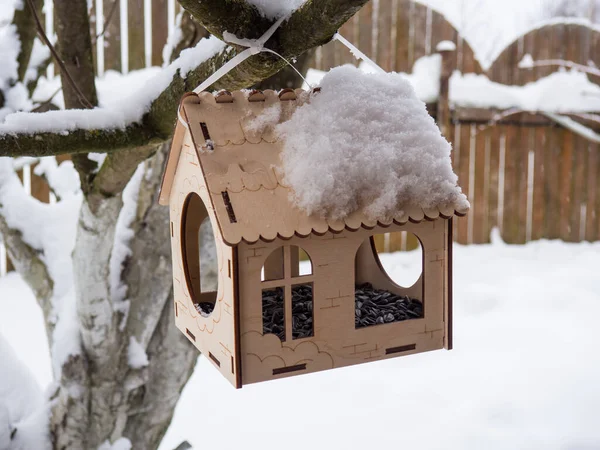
[159,89,468,246]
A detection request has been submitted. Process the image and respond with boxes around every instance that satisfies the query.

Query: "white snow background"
[2,233,600,450]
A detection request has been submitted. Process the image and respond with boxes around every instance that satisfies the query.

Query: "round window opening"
[372,231,423,288]
[181,192,218,317]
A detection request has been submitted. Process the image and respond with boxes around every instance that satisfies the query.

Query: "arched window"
[354,231,424,329]
[261,246,313,341]
[181,192,218,317]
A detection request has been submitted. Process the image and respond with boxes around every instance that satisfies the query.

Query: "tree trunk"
[49,143,200,450]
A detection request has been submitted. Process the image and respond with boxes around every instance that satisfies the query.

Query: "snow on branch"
[0,157,84,368]
[1,0,370,160]
[0,36,226,157]
[518,53,600,78]
[542,112,600,144]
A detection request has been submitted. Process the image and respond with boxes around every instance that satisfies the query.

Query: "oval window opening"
[181,192,218,317]
[372,231,423,288]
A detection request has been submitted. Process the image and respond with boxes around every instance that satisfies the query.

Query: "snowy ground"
[2,234,600,449]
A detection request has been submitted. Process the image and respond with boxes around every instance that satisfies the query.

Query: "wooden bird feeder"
[158,88,468,388]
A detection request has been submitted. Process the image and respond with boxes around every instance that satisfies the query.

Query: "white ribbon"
[333,33,386,74]
[193,14,290,94]
[190,17,387,97]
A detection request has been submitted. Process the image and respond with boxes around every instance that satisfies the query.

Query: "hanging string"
[333,33,386,74]
[193,14,313,93]
[190,16,388,97]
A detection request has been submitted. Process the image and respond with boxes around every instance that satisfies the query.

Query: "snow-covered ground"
[2,233,600,450]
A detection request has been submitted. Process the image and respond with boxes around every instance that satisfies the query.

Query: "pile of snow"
[98,437,132,450]
[3,235,600,449]
[245,0,307,19]
[278,65,468,220]
[451,69,600,112]
[156,234,600,450]
[358,54,442,103]
[0,157,83,377]
[0,333,49,450]
[127,337,149,369]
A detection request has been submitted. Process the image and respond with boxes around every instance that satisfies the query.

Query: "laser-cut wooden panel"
[161,89,461,387]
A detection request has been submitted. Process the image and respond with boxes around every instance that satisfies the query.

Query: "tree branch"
[121,292,197,448]
[1,0,367,159]
[520,57,600,77]
[0,123,159,157]
[13,0,44,82]
[27,0,94,109]
[169,12,210,64]
[87,143,160,213]
[0,215,53,319]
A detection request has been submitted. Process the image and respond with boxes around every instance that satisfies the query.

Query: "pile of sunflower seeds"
[195,302,215,317]
[355,283,423,328]
[291,284,314,339]
[262,285,314,340]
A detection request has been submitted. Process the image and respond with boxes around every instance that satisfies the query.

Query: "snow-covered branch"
[519,54,600,77]
[0,0,370,160]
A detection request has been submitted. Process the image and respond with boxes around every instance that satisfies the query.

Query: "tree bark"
[13,0,44,82]
[54,0,98,109]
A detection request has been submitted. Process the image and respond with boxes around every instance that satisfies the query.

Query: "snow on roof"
[161,67,468,245]
[277,65,468,221]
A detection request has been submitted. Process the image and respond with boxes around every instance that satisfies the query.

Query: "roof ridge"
[189,87,320,106]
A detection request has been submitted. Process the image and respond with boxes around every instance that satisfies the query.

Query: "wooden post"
[437,44,454,139]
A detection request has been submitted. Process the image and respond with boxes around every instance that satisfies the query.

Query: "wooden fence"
[2,0,600,274]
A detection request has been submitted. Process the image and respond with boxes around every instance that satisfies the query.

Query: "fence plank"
[152,0,169,66]
[486,126,501,239]
[531,127,546,240]
[376,0,393,71]
[534,22,554,81]
[590,27,600,85]
[569,135,587,242]
[544,126,562,239]
[128,0,145,70]
[473,127,487,243]
[411,4,428,63]
[456,125,471,244]
[516,125,529,244]
[358,1,373,60]
[337,14,358,67]
[431,10,458,70]
[559,130,574,241]
[103,0,121,71]
[31,168,50,204]
[586,144,598,241]
[394,0,411,73]
[596,145,600,240]
[502,124,518,242]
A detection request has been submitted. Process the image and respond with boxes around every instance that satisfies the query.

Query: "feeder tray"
[158,89,468,388]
